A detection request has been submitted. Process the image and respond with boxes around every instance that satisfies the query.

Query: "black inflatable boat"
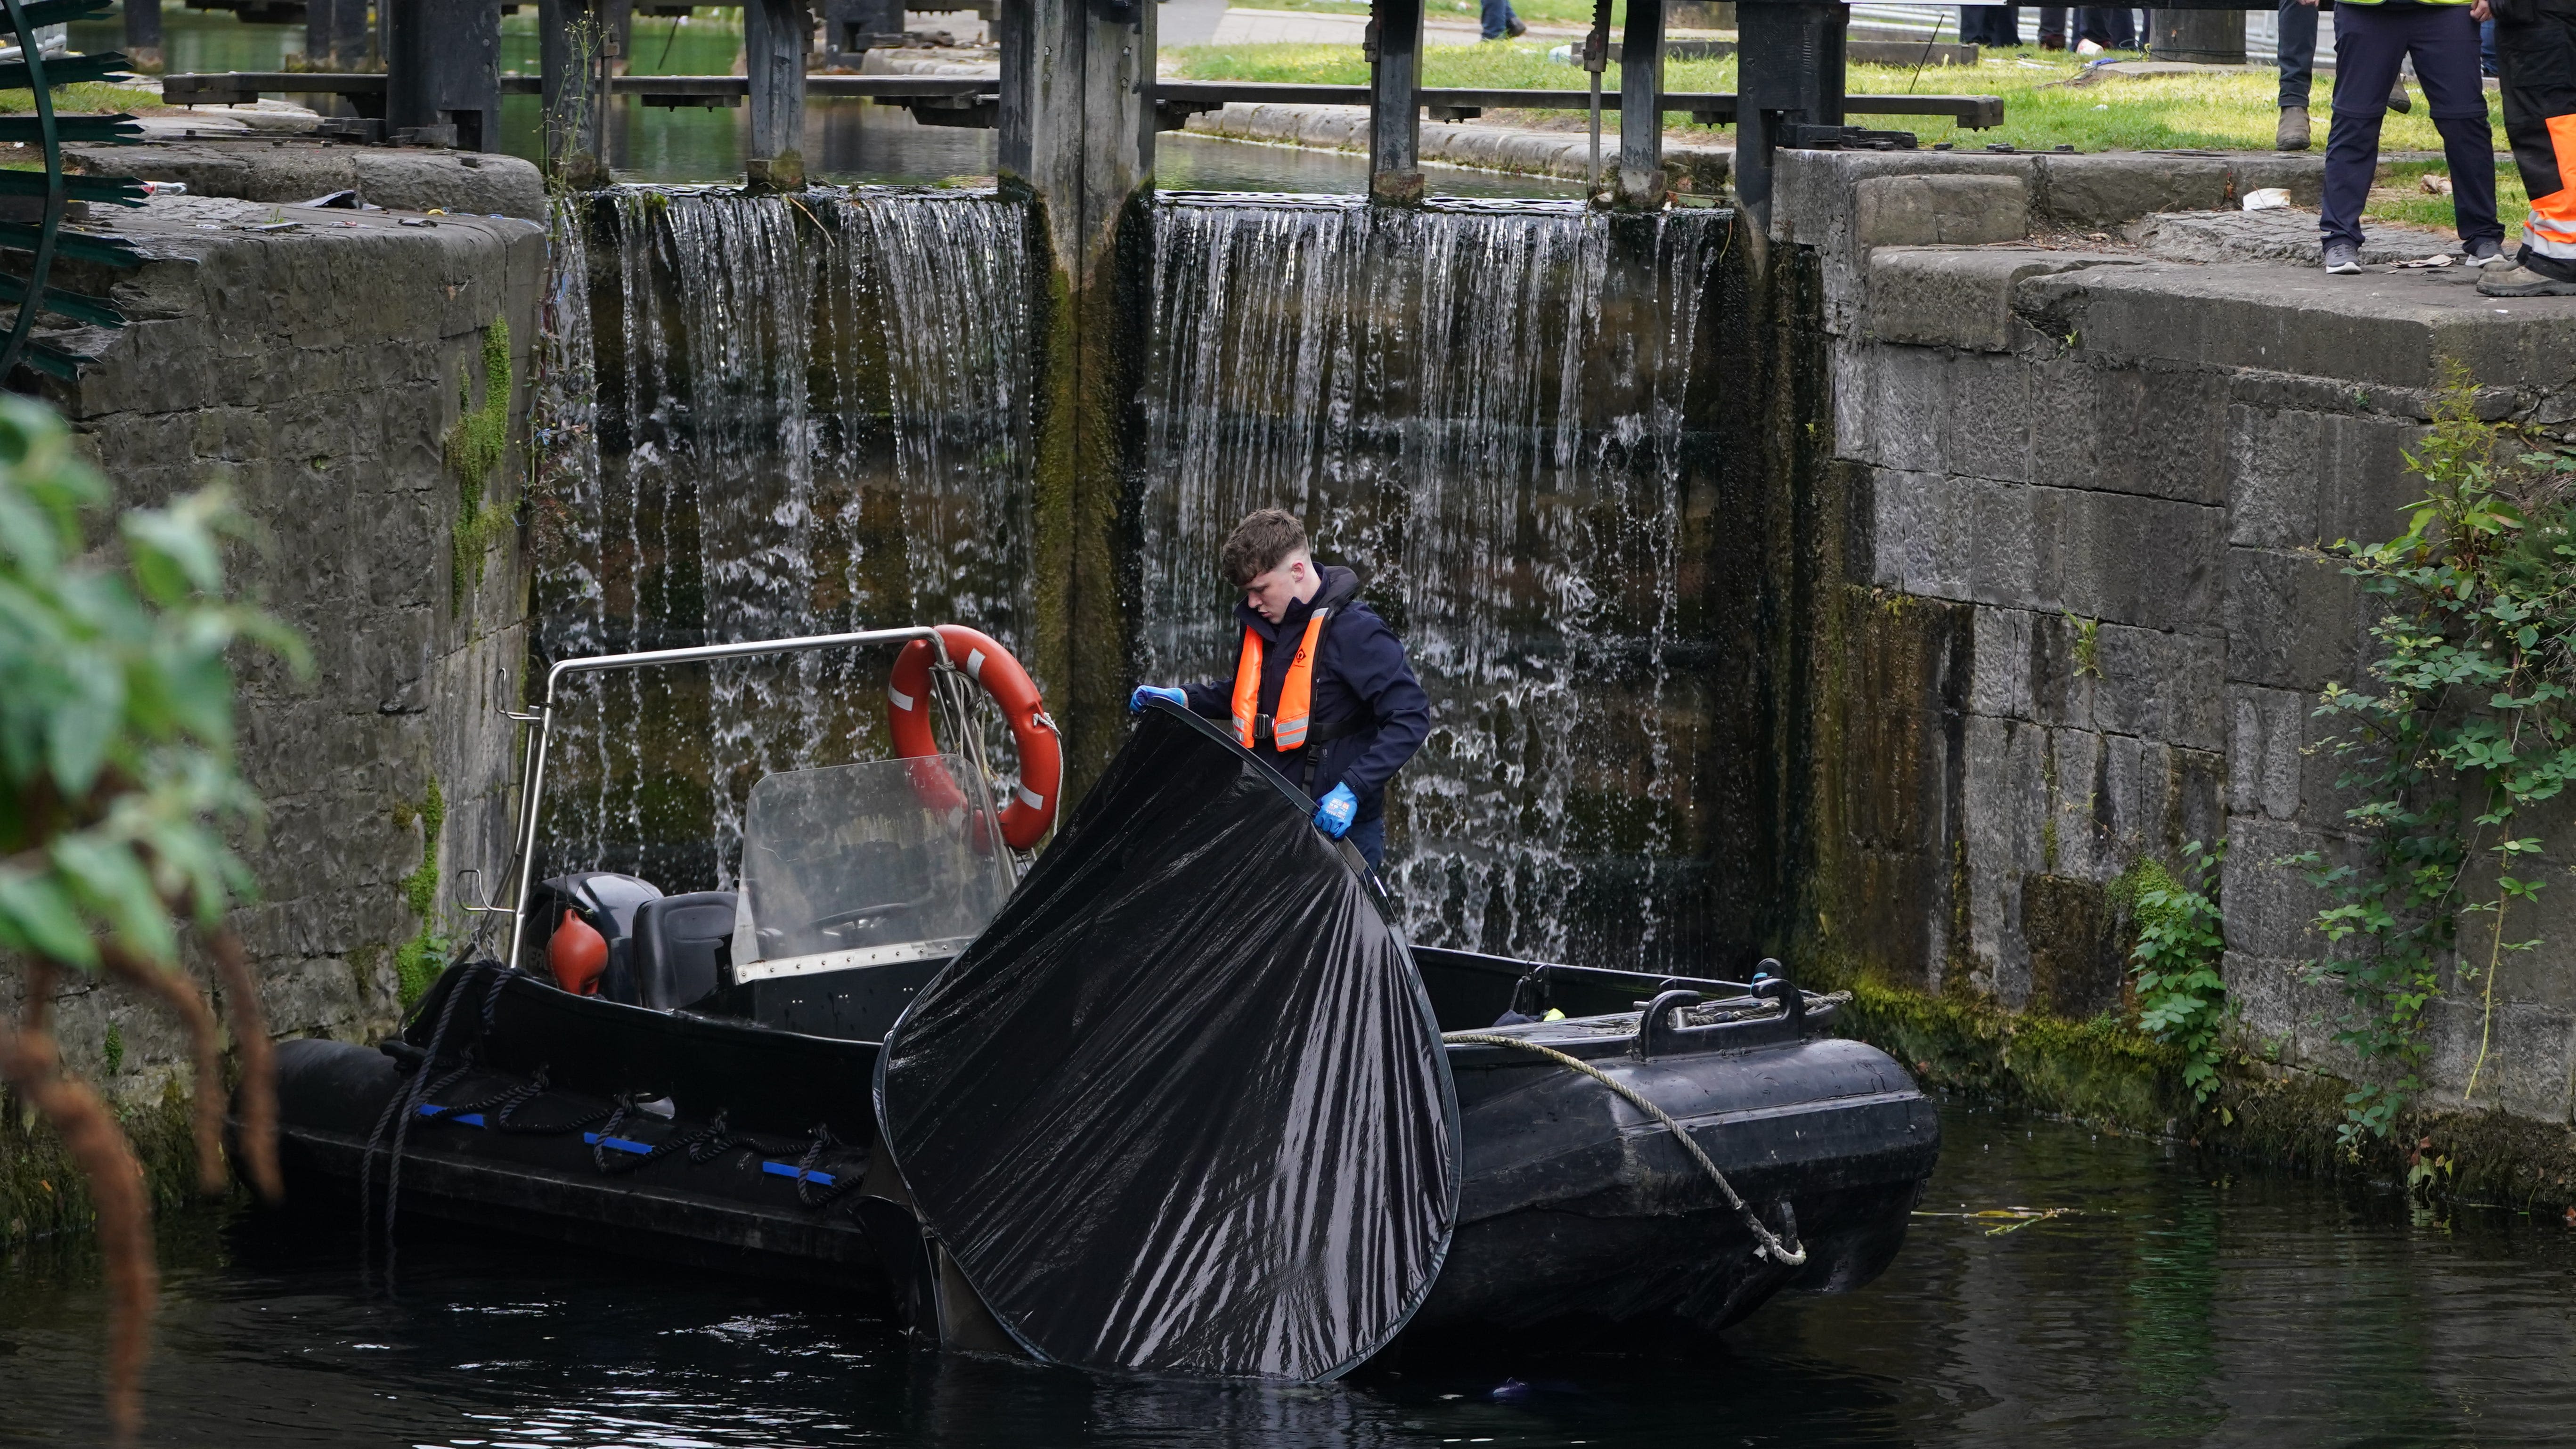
[269,627,1938,1374]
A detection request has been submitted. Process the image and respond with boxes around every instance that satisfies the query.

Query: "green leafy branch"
[2291,360,2576,1143]
[2118,842,2229,1107]
[0,394,307,1434]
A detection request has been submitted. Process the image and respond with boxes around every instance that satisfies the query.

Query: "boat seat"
[633,891,737,1011]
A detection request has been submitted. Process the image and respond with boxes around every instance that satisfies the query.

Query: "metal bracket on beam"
[1777,122,1916,150]
[906,95,1000,128]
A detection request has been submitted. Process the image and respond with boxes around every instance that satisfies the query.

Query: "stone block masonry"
[0,194,541,1236]
[1776,147,2576,1140]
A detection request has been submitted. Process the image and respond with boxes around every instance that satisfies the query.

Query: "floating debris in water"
[1914,1206,2082,1236]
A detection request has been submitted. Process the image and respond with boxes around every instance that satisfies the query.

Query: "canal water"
[5,1101,2572,1446]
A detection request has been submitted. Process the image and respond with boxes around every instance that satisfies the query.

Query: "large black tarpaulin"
[874,699,1459,1381]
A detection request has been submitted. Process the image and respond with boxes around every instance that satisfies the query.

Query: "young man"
[1131,509,1431,871]
[2310,0,2507,273]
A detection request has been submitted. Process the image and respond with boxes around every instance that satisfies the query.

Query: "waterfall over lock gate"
[532,187,1039,888]
[1137,196,1732,969]
[536,188,1737,970]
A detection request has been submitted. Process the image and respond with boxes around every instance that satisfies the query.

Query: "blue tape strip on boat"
[416,1101,834,1186]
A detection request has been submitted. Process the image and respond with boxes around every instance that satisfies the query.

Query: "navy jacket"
[1181,566,1430,825]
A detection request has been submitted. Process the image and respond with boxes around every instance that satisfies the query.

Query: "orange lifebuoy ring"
[888,625,1061,851]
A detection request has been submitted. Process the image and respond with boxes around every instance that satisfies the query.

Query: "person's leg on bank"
[2485,0,2576,292]
[2321,1,2409,269]
[2409,3,2506,253]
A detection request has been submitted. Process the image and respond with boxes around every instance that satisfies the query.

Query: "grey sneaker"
[2465,237,2509,267]
[2275,105,2310,151]
[2323,240,2364,274]
[2478,260,2576,296]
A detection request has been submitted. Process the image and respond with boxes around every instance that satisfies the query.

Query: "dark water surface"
[7,1102,2575,1446]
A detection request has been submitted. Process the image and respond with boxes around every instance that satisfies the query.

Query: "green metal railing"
[0,0,146,383]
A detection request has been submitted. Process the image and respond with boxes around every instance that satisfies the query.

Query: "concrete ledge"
[1855,173,2031,251]
[2128,205,2457,266]
[1780,147,2329,249]
[1182,102,1734,192]
[1868,246,2136,351]
[2016,259,2576,398]
[67,139,547,220]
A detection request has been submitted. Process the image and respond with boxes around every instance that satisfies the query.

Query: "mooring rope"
[1441,1030,1809,1267]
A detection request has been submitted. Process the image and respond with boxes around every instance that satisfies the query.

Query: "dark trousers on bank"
[2280,0,2323,106]
[2496,0,2576,276]
[1963,6,2022,46]
[2321,3,2502,248]
[2038,5,2139,46]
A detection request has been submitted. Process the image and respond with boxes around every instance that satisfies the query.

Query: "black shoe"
[2479,260,2576,296]
[1506,16,1527,36]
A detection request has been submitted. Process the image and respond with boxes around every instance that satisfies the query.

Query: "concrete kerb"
[1182,103,1735,194]
[67,139,547,220]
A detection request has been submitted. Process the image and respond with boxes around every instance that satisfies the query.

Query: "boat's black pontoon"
[267,627,1938,1376]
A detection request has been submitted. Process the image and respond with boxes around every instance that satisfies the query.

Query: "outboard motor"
[518,872,663,1002]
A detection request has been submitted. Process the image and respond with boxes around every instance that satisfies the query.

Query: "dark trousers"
[2496,0,2576,273]
[1481,0,1518,39]
[2039,5,2067,41]
[2280,0,2321,106]
[2322,3,2501,248]
[2080,6,2140,45]
[1963,6,2022,45]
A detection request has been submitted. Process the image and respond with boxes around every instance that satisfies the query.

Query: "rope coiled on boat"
[1441,1030,1809,1267]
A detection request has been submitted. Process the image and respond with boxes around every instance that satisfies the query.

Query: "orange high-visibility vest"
[1231,609,1331,751]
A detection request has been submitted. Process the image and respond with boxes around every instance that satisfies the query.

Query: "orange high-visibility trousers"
[2499,2,2576,272]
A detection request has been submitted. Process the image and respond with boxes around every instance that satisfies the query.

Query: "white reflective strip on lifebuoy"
[889,686,915,711]
[967,648,987,679]
[1017,786,1045,810]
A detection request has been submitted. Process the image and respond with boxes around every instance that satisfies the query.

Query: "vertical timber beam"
[1615,0,1664,204]
[1733,0,1845,227]
[541,0,609,185]
[386,0,503,150]
[2151,9,2246,65]
[1367,0,1423,205]
[746,0,812,187]
[1001,0,1155,800]
[122,0,160,69]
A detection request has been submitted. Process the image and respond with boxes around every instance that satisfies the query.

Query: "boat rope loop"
[1440,1031,1810,1267]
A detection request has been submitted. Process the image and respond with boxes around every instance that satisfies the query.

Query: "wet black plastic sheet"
[874,699,1460,1380]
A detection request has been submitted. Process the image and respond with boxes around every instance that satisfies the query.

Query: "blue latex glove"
[1130,684,1187,714]
[1312,783,1358,838]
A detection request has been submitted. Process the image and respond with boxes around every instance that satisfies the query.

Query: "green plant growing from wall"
[446,321,515,602]
[2065,611,2103,679]
[0,394,306,1436]
[2116,843,2229,1107]
[391,776,449,1008]
[2293,360,2576,1143]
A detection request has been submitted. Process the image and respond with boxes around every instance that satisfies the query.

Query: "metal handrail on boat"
[497,626,986,977]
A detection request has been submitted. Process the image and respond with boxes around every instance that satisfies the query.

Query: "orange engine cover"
[548,908,609,995]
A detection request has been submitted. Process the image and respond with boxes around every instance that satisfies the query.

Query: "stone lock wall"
[0,191,543,1234]
[1775,148,2576,1127]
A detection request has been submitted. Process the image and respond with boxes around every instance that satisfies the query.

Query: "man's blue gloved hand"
[1130,684,1187,714]
[1312,783,1358,838]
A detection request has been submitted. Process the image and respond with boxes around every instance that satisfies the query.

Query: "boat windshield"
[733,755,1017,980]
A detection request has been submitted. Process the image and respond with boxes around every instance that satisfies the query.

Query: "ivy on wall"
[2293,362,2576,1142]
